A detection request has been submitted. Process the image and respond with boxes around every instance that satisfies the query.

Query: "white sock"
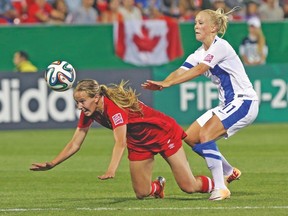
[206,157,227,189]
[192,140,227,190]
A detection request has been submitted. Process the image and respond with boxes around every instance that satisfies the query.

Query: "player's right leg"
[185,115,231,200]
[186,127,240,187]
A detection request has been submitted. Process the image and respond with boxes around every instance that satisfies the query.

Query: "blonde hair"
[256,28,266,57]
[202,6,240,37]
[74,79,142,113]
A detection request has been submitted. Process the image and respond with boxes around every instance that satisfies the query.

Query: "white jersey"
[180,36,258,105]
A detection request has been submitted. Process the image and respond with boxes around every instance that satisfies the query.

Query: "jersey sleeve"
[180,51,198,70]
[200,40,228,68]
[77,111,93,128]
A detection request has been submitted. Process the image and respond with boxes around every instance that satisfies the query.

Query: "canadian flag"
[114,19,183,66]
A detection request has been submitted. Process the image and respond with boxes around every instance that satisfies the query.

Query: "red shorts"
[128,137,183,161]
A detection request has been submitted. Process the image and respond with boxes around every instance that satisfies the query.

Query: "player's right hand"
[141,80,164,91]
[30,162,54,171]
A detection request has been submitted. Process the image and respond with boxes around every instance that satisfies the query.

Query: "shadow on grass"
[52,195,207,206]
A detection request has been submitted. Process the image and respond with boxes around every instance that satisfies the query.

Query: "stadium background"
[0,22,288,216]
[0,22,288,130]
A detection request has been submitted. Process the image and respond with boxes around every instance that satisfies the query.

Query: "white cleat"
[209,188,231,201]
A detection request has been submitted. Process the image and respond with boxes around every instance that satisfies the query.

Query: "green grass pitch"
[0,123,287,216]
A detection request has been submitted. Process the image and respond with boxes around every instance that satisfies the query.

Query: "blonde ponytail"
[74,79,142,114]
[203,6,241,37]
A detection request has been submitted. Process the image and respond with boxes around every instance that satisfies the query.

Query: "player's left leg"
[164,146,214,194]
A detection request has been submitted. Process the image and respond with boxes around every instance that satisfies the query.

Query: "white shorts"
[197,98,259,138]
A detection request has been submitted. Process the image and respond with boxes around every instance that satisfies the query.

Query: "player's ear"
[211,25,217,33]
[94,94,101,103]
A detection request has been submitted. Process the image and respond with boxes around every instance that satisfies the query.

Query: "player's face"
[74,91,101,116]
[248,25,259,36]
[194,12,214,42]
[13,52,21,65]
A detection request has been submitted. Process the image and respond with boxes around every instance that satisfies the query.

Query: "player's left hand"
[98,172,115,180]
[30,162,54,171]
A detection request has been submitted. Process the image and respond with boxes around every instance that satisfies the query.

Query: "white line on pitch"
[1,206,288,212]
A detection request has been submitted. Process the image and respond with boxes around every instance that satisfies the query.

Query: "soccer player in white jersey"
[142,7,259,201]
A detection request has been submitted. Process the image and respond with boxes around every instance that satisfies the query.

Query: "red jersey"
[78,97,186,151]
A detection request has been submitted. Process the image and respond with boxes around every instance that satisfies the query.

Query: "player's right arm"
[30,126,89,171]
[142,63,209,90]
[141,68,186,90]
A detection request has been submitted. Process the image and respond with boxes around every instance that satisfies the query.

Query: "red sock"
[198,176,214,193]
[149,181,160,196]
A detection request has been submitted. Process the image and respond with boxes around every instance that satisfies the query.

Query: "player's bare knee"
[184,137,196,147]
[135,191,149,199]
[199,131,210,143]
[179,183,198,194]
[180,187,198,194]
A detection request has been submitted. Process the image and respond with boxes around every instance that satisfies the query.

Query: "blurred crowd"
[0,0,287,25]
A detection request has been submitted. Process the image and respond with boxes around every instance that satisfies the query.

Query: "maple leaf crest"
[132,25,161,52]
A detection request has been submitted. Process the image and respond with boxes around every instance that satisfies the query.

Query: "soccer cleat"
[209,188,231,201]
[225,167,242,185]
[153,176,166,198]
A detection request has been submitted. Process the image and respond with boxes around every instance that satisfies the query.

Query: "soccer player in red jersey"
[30,79,213,199]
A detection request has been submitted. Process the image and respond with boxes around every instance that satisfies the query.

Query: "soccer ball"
[45,60,76,92]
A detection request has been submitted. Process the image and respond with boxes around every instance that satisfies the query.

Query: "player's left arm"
[98,124,127,180]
